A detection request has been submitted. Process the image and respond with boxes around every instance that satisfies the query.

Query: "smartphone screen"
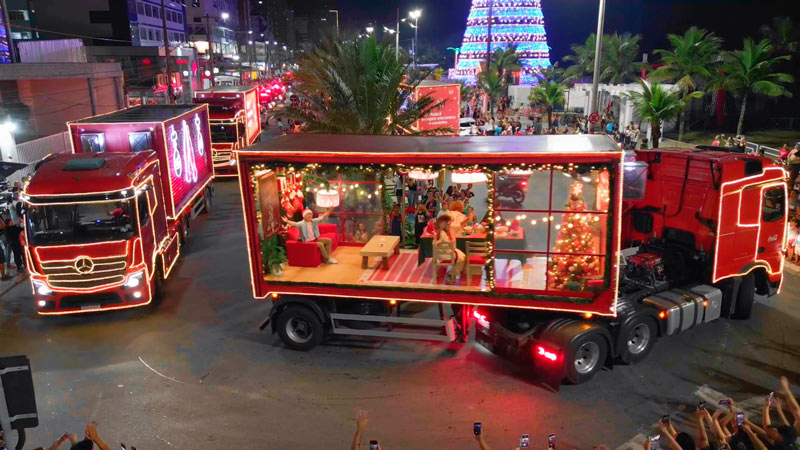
[548,433,557,449]
[697,401,706,410]
[661,414,670,425]
[369,440,379,450]
[474,422,482,436]
[769,392,775,404]
[520,434,530,448]
[649,435,661,450]
[719,399,731,406]
[736,413,744,427]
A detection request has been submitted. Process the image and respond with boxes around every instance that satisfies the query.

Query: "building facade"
[130,0,188,47]
[184,0,240,58]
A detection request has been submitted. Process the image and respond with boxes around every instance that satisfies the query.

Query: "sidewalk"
[0,270,25,298]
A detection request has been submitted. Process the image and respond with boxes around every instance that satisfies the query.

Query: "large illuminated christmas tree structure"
[548,182,601,291]
[450,0,552,85]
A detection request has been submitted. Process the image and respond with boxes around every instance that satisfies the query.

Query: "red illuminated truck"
[235,134,786,384]
[194,86,261,177]
[22,105,214,315]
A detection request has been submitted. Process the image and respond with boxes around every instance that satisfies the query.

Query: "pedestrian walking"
[4,217,24,273]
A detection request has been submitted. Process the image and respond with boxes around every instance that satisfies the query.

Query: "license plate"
[80,304,100,310]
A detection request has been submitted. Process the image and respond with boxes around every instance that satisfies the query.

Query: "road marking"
[155,435,176,447]
[615,385,767,450]
[138,356,185,384]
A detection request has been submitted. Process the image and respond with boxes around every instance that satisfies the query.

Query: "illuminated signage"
[166,113,210,209]
[244,89,260,145]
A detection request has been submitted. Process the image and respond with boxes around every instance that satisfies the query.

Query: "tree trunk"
[678,109,686,143]
[651,121,661,148]
[547,108,553,134]
[737,92,748,136]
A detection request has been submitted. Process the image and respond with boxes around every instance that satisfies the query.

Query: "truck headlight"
[33,280,53,296]
[124,271,145,288]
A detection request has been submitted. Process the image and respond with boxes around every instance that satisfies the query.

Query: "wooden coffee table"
[360,235,401,269]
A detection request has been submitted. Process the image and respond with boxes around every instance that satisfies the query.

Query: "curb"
[0,276,25,298]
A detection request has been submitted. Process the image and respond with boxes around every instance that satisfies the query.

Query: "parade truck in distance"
[193,86,261,177]
[22,105,214,315]
[235,134,787,384]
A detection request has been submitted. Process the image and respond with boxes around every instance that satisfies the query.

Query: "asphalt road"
[1,180,800,450]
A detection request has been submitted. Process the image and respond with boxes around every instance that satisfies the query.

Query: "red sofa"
[285,223,339,267]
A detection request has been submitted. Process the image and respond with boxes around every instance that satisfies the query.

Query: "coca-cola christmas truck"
[236,134,786,384]
[193,86,261,177]
[22,105,214,314]
[412,80,460,135]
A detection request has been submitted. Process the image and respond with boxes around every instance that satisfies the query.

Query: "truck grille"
[41,256,127,290]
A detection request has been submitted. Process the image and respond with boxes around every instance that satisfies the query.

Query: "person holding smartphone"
[472,422,493,450]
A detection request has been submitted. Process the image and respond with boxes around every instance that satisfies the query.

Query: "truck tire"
[276,305,324,351]
[732,273,755,320]
[618,317,656,364]
[203,187,212,213]
[566,333,607,384]
[151,263,165,307]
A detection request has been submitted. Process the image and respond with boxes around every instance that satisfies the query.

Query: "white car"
[459,117,476,136]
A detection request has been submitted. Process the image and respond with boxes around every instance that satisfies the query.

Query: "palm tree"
[624,79,703,148]
[279,37,448,135]
[760,17,799,55]
[651,27,723,141]
[492,44,521,85]
[600,32,643,84]
[478,66,505,119]
[562,34,601,84]
[709,39,794,135]
[528,79,565,133]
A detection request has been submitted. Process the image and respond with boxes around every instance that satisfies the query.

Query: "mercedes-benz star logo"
[74,257,95,274]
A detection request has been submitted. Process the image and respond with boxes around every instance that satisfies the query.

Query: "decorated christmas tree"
[548,181,601,291]
[450,0,552,85]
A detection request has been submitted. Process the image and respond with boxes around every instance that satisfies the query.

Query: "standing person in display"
[283,208,338,264]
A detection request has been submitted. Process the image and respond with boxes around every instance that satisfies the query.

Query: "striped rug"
[358,251,485,288]
[358,252,547,290]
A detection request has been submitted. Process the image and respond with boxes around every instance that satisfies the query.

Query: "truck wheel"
[151,264,165,307]
[566,334,607,384]
[203,187,212,213]
[619,318,656,364]
[732,273,755,319]
[510,190,524,205]
[276,306,324,351]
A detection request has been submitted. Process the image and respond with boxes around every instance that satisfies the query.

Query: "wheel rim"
[286,317,313,344]
[574,341,600,375]
[627,323,651,355]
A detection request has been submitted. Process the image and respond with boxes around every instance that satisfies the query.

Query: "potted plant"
[261,235,287,276]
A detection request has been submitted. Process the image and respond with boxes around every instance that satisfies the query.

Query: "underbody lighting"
[536,345,558,362]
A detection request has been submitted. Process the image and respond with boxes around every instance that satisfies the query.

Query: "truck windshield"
[210,124,238,143]
[26,200,136,246]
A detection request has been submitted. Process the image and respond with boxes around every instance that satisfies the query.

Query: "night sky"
[335,0,799,66]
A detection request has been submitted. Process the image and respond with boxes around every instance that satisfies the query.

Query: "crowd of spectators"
[349,375,800,450]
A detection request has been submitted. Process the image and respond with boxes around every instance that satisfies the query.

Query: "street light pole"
[485,0,493,71]
[589,0,606,118]
[161,0,174,103]
[395,8,399,61]
[204,14,215,87]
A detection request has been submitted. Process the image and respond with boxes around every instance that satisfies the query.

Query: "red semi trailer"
[22,105,214,315]
[194,86,261,177]
[235,134,786,384]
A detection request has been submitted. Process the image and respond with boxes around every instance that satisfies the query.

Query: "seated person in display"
[434,215,465,284]
[283,208,338,264]
[446,200,467,235]
[353,222,370,244]
[465,206,478,226]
